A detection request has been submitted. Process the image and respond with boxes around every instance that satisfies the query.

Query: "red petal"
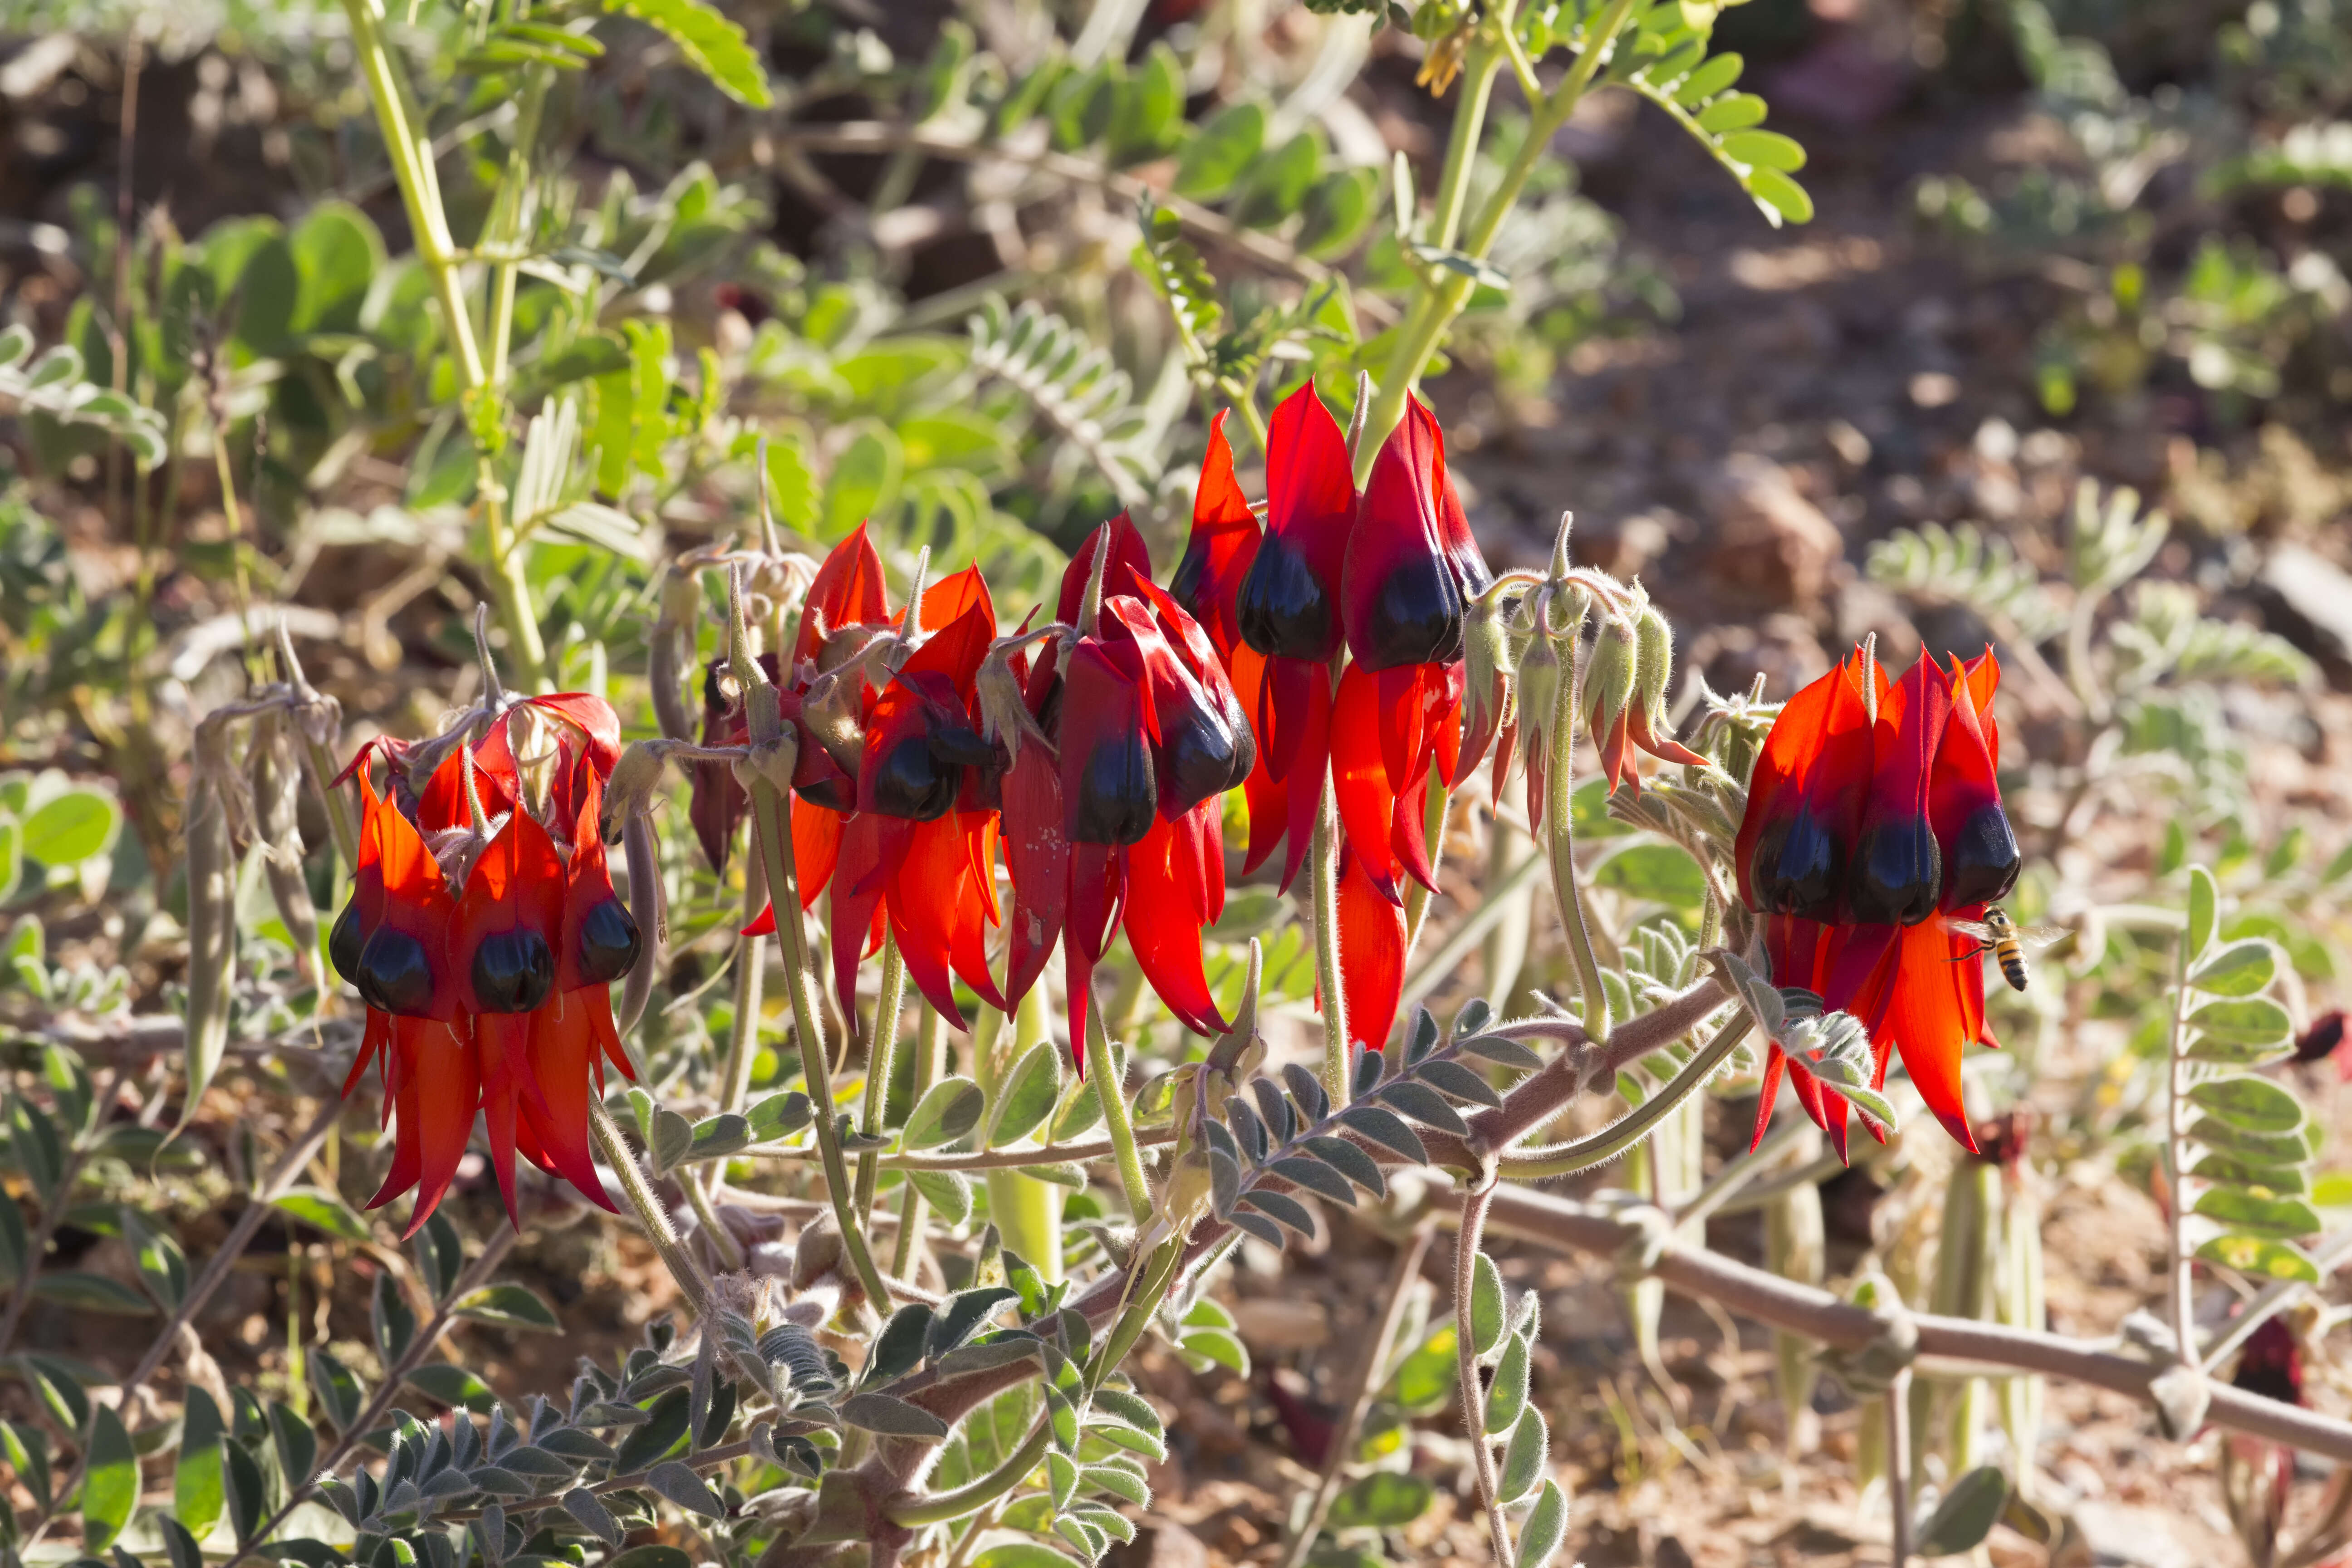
[1342,395,1465,672]
[393,1018,478,1235]
[1330,664,1402,903]
[794,522,891,666]
[1264,382,1353,617]
[521,694,622,779]
[793,799,844,909]
[1278,670,1331,895]
[1003,740,1069,1007]
[828,813,910,1025]
[1750,1045,1788,1152]
[1733,646,1877,918]
[1171,409,1263,664]
[1830,919,1978,1153]
[1057,514,1154,628]
[1123,813,1229,1037]
[475,1011,532,1225]
[1333,843,1405,1057]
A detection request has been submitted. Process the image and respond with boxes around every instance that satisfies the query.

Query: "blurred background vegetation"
[9,0,2352,1563]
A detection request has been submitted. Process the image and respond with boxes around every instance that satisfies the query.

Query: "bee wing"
[2016,925,2069,949]
[1946,919,1998,941]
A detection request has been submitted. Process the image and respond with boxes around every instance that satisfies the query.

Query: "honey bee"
[1949,906,2066,993]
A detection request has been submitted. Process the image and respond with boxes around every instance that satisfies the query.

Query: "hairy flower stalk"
[730,565,894,1308]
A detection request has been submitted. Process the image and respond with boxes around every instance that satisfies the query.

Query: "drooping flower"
[1735,646,1882,922]
[743,564,1008,1034]
[1232,384,1356,891]
[334,695,637,1232]
[1000,521,1252,1066]
[1740,646,2020,1156]
[1328,394,1490,906]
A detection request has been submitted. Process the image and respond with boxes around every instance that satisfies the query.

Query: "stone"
[1702,454,1847,611]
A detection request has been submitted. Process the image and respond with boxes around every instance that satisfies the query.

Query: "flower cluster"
[330,694,639,1231]
[332,388,1729,1224]
[1733,645,2022,1154]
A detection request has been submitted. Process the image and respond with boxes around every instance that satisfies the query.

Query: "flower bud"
[1586,612,1640,744]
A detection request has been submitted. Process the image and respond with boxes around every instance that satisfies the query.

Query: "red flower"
[1740,647,2020,1156]
[1001,522,1251,1066]
[745,564,1008,1034]
[1735,646,1882,921]
[335,696,637,1233]
[1232,384,1355,891]
[1328,395,1489,906]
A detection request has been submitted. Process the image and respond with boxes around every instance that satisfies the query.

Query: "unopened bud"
[1586,613,1640,740]
[1633,593,1674,726]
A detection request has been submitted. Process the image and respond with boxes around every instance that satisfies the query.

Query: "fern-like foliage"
[1582,7,1815,228]
[1864,520,2068,644]
[1202,1001,1542,1255]
[967,297,1156,512]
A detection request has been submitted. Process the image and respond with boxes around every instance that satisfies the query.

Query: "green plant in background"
[10,4,2352,1568]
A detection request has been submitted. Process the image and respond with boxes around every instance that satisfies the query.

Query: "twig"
[1887,1368,1913,1568]
[1476,1184,2352,1464]
[1279,1222,1435,1568]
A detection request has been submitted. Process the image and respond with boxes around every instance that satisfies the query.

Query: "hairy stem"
[855,931,909,1221]
[1311,768,1352,1107]
[1542,604,1613,1034]
[887,1419,1051,1528]
[891,1004,944,1280]
[1494,1014,1751,1181]
[1086,1008,1152,1225]
[1280,1223,1435,1568]
[1455,1175,1511,1568]
[1354,0,1640,474]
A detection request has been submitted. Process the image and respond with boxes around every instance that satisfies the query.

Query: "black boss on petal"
[1750,811,1846,922]
[358,926,437,1017]
[1849,818,1943,927]
[577,899,643,986]
[1073,732,1158,846]
[1237,536,1341,662]
[1358,557,1466,671]
[471,929,556,1014]
[330,901,366,990]
[1942,803,2022,910]
[1157,709,1250,819]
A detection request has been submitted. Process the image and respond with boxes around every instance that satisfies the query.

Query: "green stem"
[1085,1009,1151,1225]
[1455,1174,1511,1568]
[1494,1014,1751,1180]
[891,1004,944,1280]
[855,931,908,1220]
[738,714,892,1307]
[984,987,1064,1282]
[336,0,547,684]
[887,1419,1051,1527]
[588,1097,718,1309]
[719,853,768,1114]
[1353,0,1639,479]
[1310,770,1352,1106]
[1544,608,1614,1035]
